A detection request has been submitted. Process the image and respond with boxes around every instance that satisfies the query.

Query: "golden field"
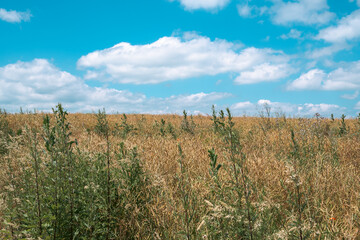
[0,106,359,239]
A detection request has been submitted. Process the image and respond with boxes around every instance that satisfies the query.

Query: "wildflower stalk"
[339,114,347,136]
[225,108,254,240]
[211,105,225,134]
[181,110,195,134]
[290,130,303,240]
[27,127,43,235]
[42,114,59,239]
[208,148,222,194]
[54,104,76,239]
[106,130,110,240]
[4,156,16,238]
[114,113,134,138]
[177,144,198,240]
[43,104,76,239]
[160,118,166,136]
[94,109,111,240]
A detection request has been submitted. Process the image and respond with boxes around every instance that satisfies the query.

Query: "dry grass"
[1,110,360,239]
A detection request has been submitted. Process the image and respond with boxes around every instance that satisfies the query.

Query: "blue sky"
[1,0,360,117]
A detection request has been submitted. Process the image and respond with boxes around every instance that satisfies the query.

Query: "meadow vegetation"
[0,104,359,239]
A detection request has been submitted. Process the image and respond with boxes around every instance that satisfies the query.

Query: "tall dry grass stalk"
[0,105,359,239]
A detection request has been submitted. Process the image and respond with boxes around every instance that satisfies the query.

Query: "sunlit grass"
[0,105,359,239]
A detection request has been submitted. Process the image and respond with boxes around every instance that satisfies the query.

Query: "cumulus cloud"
[270,0,335,25]
[0,59,348,116]
[342,91,359,100]
[309,10,360,57]
[174,0,230,11]
[256,99,295,114]
[0,59,231,113]
[237,4,252,17]
[0,8,31,23]
[78,34,291,85]
[232,101,253,109]
[300,103,344,115]
[144,92,232,114]
[355,101,360,109]
[237,0,334,26]
[235,63,292,84]
[231,99,345,116]
[287,61,360,90]
[237,3,267,18]
[308,44,351,58]
[0,59,145,112]
[287,69,326,90]
[316,9,360,43]
[280,29,303,40]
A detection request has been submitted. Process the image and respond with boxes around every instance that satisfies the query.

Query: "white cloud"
[0,59,231,113]
[237,0,334,26]
[0,59,348,117]
[78,34,291,85]
[257,99,271,105]
[0,8,31,23]
[287,69,326,90]
[280,29,303,40]
[237,4,252,17]
[235,63,292,84]
[231,99,345,116]
[0,59,85,104]
[301,103,343,115]
[287,61,360,91]
[308,43,351,58]
[237,3,267,18]
[257,99,295,113]
[355,101,360,109]
[174,0,230,11]
[310,10,360,58]
[232,101,254,109]
[316,9,360,43]
[270,0,335,25]
[342,90,359,100]
[145,92,232,114]
[324,63,360,90]
[170,92,231,105]
[0,59,144,112]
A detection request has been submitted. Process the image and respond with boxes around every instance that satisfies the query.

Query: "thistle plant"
[94,109,112,239]
[281,130,311,239]
[166,121,177,139]
[160,118,166,136]
[42,103,77,239]
[1,104,359,239]
[208,148,222,193]
[339,114,347,136]
[2,143,18,238]
[204,108,258,239]
[114,113,136,138]
[25,127,43,236]
[181,110,195,134]
[176,144,199,240]
[114,145,160,239]
[224,107,255,239]
[211,105,225,135]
